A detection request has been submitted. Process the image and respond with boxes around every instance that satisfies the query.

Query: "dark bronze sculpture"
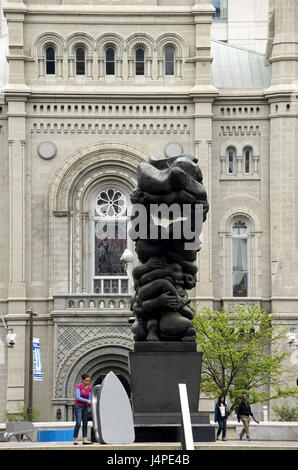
[129,152,209,342]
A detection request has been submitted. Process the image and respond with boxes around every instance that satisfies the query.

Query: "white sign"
[178,383,194,450]
[33,337,43,381]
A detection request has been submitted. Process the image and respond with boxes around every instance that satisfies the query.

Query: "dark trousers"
[216,417,227,439]
[73,405,88,438]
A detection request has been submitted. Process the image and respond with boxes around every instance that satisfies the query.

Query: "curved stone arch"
[55,332,133,398]
[218,205,262,298]
[241,140,260,157]
[96,33,124,57]
[126,33,155,57]
[33,32,64,58]
[218,202,262,234]
[68,160,138,213]
[48,142,148,213]
[79,171,136,214]
[64,345,132,399]
[65,32,94,57]
[156,32,189,58]
[220,140,242,157]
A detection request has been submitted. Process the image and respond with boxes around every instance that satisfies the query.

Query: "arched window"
[105,47,115,75]
[75,47,86,75]
[45,46,56,75]
[244,147,252,174]
[227,147,236,174]
[164,46,175,76]
[135,48,145,76]
[93,188,129,294]
[231,217,250,297]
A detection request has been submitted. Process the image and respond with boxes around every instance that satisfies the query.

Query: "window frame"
[230,217,250,297]
[164,45,175,76]
[227,147,236,175]
[105,46,116,76]
[135,47,145,76]
[75,46,86,76]
[243,147,252,175]
[91,187,130,295]
[45,45,56,75]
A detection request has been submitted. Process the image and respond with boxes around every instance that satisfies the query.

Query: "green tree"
[193,304,298,416]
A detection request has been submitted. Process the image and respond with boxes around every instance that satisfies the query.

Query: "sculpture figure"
[129,152,209,342]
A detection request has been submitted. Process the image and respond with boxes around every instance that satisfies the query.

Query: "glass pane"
[111,279,119,294]
[121,279,129,293]
[245,149,250,173]
[94,221,127,276]
[96,188,126,217]
[232,238,247,272]
[106,47,115,62]
[104,279,111,293]
[93,279,102,293]
[136,48,144,61]
[232,220,248,236]
[165,61,174,75]
[46,47,55,61]
[228,150,234,174]
[46,60,55,75]
[76,61,85,75]
[135,48,145,75]
[165,47,175,76]
[233,272,248,297]
[211,0,228,18]
[106,61,115,75]
[76,47,85,75]
[76,47,85,61]
[165,47,174,62]
[212,0,221,17]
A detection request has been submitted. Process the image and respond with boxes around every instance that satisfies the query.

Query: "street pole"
[27,308,37,422]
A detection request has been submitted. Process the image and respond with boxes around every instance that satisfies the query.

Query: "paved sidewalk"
[0,440,297,451]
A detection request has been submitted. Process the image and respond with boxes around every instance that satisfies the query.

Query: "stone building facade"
[0,0,297,422]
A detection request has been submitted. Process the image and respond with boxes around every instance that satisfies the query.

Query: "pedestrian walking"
[237,393,259,441]
[73,373,94,445]
[214,395,228,441]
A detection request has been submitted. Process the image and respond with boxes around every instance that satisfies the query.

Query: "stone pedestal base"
[129,342,215,442]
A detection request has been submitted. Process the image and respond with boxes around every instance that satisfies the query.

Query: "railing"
[53,294,132,311]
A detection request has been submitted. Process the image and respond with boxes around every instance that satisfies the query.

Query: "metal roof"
[211,40,271,89]
[0,35,272,94]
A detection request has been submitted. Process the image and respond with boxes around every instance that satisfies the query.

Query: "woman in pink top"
[73,374,93,445]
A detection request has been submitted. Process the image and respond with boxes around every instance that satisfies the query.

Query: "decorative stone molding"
[219,125,261,136]
[96,33,124,57]
[48,143,148,213]
[126,33,154,57]
[65,32,94,57]
[33,32,64,58]
[31,121,190,136]
[54,324,133,398]
[156,32,188,59]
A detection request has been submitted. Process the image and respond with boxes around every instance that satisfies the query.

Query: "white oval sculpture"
[91,371,135,444]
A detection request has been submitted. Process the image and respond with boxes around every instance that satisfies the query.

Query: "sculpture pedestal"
[129,342,215,442]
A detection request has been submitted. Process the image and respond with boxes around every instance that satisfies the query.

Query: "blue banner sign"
[33,338,43,381]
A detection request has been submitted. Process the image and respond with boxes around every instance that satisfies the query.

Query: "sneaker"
[240,434,243,440]
[216,435,219,440]
[222,438,227,441]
